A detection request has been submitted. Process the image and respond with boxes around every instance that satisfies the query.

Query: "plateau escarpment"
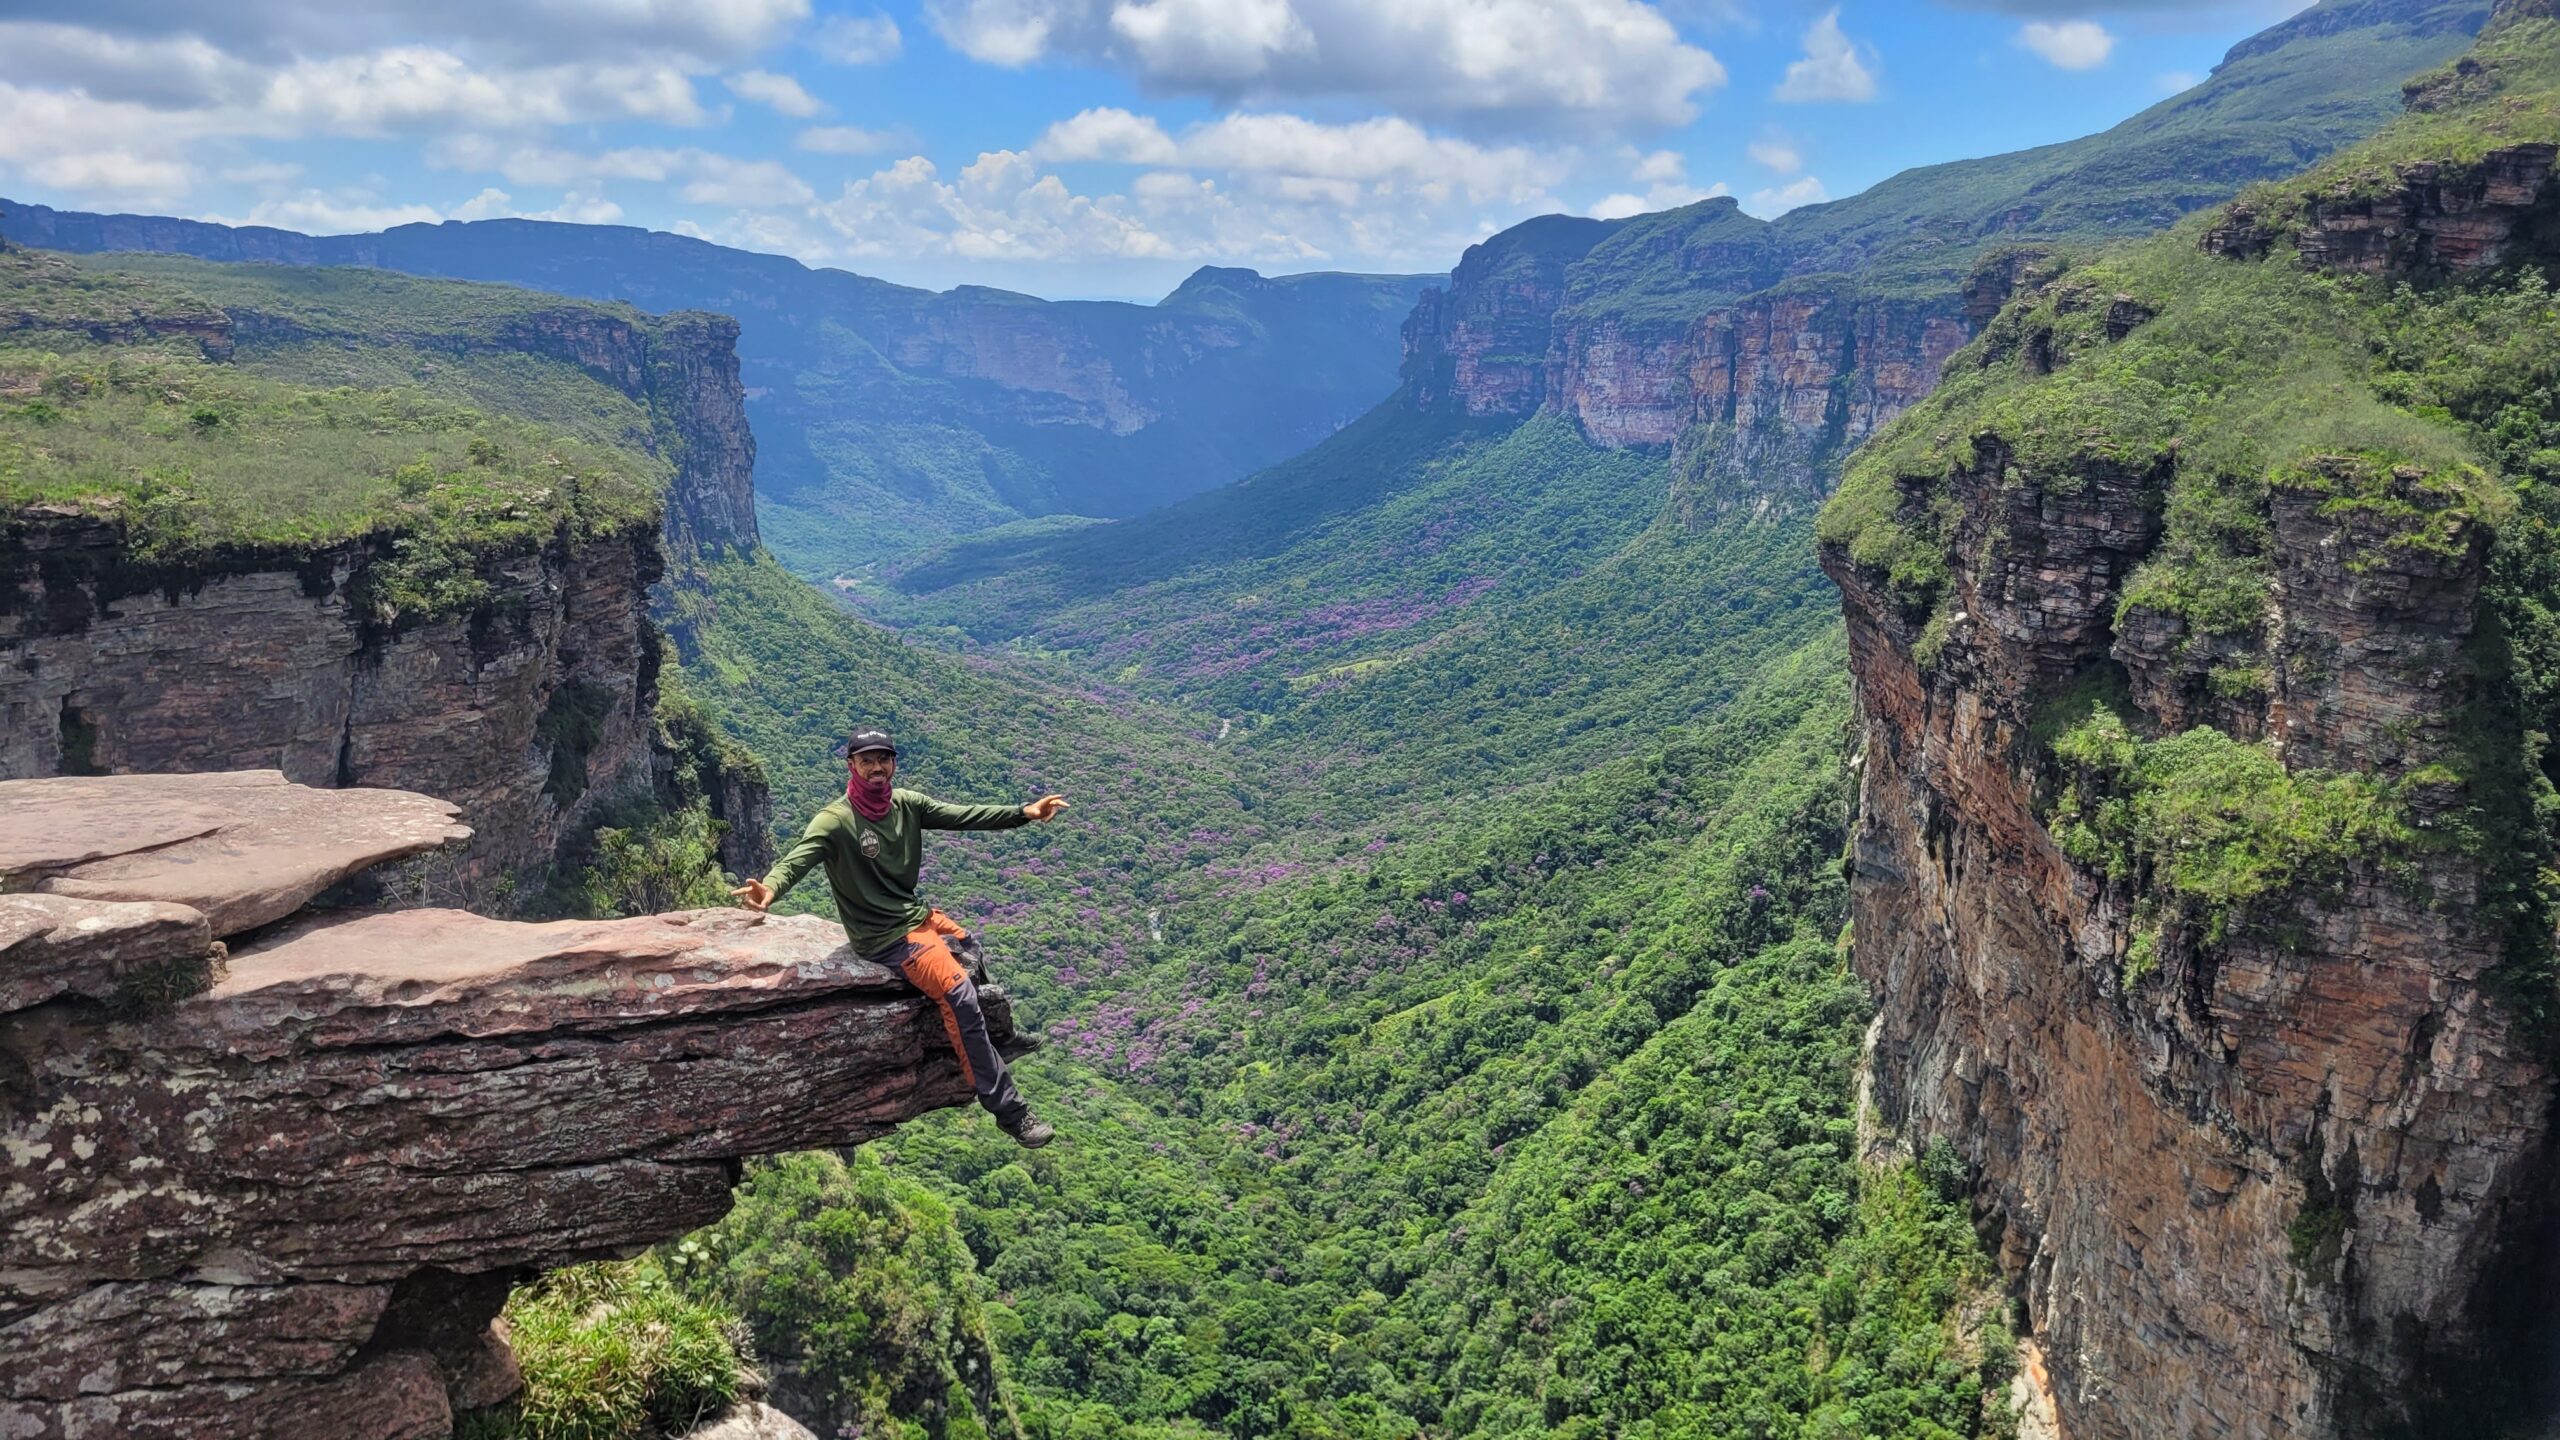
[3,204,1435,569]
[1400,0,2492,504]
[0,773,1016,1439]
[1819,10,2560,1433]
[0,250,770,893]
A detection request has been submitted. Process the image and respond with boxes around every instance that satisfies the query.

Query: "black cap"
[831,727,897,760]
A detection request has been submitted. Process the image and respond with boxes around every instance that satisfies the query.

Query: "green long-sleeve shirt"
[761,789,1031,956]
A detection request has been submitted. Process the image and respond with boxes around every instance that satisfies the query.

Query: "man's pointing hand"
[1022,795,1070,823]
[730,879,774,911]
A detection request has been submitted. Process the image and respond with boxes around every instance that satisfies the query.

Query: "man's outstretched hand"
[1023,794,1071,823]
[730,878,774,911]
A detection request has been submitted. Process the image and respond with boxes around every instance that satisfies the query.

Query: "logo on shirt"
[858,830,883,859]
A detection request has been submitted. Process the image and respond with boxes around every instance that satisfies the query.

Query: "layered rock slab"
[0,776,1012,1440]
[0,770,471,936]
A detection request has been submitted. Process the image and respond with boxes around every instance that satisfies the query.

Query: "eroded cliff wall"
[0,507,665,893]
[1818,37,2560,1431]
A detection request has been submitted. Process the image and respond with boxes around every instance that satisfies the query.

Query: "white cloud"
[2018,20,2114,70]
[4,0,810,69]
[0,6,775,211]
[1110,0,1312,82]
[812,12,904,64]
[1747,175,1828,216]
[928,0,1725,132]
[679,158,817,207]
[1033,107,1182,164]
[260,48,705,133]
[1033,108,1566,203]
[1746,134,1801,174]
[2155,68,2201,93]
[222,190,445,233]
[816,151,1173,262]
[1591,149,1724,218]
[454,186,628,224]
[727,69,826,117]
[1773,8,1876,104]
[797,125,899,155]
[220,160,303,185]
[429,136,810,205]
[1632,149,1687,184]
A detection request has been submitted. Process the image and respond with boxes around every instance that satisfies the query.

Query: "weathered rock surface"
[0,773,1015,1440]
[0,507,664,900]
[1,771,471,936]
[2206,140,2558,274]
[683,1402,820,1440]
[1822,431,2556,1437]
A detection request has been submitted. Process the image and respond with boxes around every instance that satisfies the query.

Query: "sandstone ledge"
[0,774,1016,1440]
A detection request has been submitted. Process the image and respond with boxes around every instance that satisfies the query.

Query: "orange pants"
[892,910,1024,1124]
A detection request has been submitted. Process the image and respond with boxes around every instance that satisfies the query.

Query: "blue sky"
[0,0,2319,299]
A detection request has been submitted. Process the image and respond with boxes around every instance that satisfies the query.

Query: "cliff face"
[1817,39,2560,1432]
[1399,215,1617,419]
[1824,451,2552,1437]
[0,773,1012,1439]
[1,507,666,898]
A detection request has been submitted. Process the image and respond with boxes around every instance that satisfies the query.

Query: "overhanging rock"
[0,773,1017,1440]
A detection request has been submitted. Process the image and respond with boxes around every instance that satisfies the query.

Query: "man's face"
[850,749,897,785]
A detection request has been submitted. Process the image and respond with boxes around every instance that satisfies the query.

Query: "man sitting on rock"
[730,726,1067,1148]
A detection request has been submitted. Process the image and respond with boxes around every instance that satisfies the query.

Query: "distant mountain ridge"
[1400,0,2494,481]
[0,200,1436,574]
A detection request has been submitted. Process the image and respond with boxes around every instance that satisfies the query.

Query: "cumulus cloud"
[1588,148,1723,220]
[1032,107,1567,203]
[679,158,817,207]
[1747,175,1828,216]
[1747,133,1801,174]
[727,69,826,117]
[217,189,445,233]
[0,0,809,69]
[1774,8,1877,103]
[2155,68,2202,93]
[797,125,899,155]
[2018,20,2114,69]
[428,136,811,205]
[0,2,795,211]
[927,0,1725,132]
[1944,0,2300,14]
[812,12,903,64]
[452,186,626,223]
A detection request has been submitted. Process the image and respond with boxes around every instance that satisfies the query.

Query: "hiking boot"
[1001,1111,1055,1149]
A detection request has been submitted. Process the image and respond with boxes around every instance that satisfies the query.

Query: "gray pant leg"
[944,977,1028,1125]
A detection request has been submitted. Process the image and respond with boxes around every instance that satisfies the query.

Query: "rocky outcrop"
[0,773,1018,1439]
[1400,215,1618,418]
[0,506,666,899]
[2205,140,2557,274]
[1822,431,2555,1435]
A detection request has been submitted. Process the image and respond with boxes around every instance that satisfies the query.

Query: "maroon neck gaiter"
[847,771,894,821]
